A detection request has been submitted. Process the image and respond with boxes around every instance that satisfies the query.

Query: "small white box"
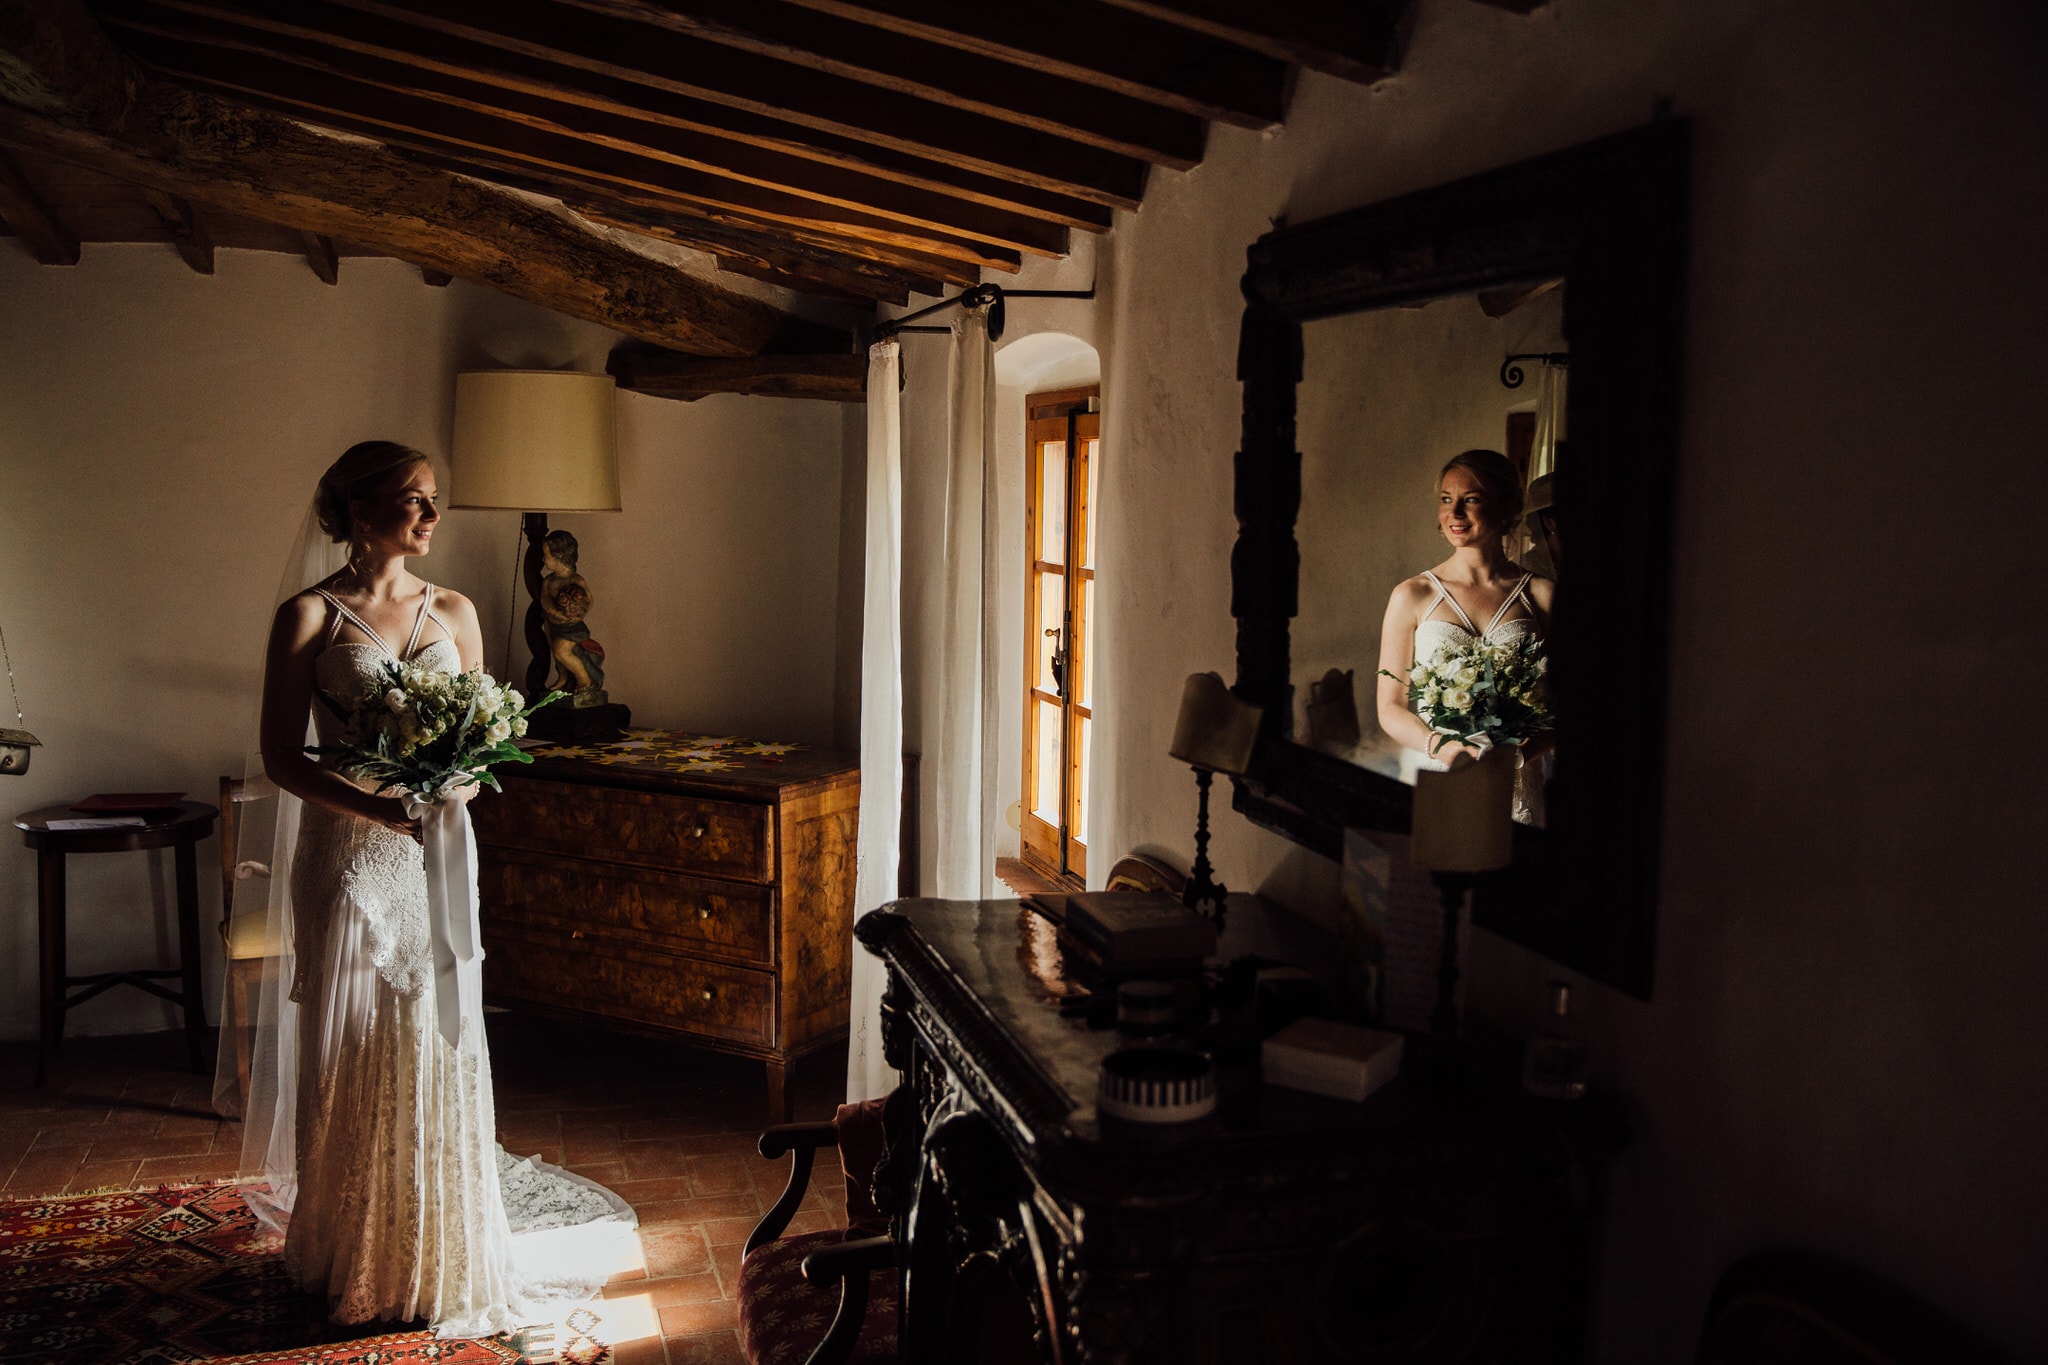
[1261,1017,1405,1103]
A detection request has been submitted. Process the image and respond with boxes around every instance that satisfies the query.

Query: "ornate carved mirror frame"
[1229,120,1690,998]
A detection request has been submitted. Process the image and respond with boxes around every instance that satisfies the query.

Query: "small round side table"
[14,799,218,1086]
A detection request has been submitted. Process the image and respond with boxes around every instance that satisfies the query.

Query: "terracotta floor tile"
[5,1144,88,1193]
[609,1335,670,1365]
[30,1121,128,1150]
[613,1176,699,1205]
[621,1140,693,1180]
[699,1215,757,1247]
[638,1226,715,1279]
[684,1155,750,1197]
[66,1157,144,1192]
[634,1193,762,1226]
[563,1128,623,1164]
[568,1160,628,1185]
[83,1129,214,1161]
[155,1113,222,1142]
[628,1270,727,1308]
[135,1153,244,1182]
[676,1133,760,1158]
[709,1243,744,1297]
[657,1298,740,1337]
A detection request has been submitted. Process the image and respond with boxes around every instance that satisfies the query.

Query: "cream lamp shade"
[1168,672,1263,776]
[449,369,621,511]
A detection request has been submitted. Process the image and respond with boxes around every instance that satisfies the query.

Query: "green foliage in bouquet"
[1381,634,1552,750]
[311,660,564,797]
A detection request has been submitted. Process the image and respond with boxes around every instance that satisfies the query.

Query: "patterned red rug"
[0,1181,609,1364]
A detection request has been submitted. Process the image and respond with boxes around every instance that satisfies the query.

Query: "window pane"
[1083,437,1099,570]
[1073,715,1091,850]
[1039,442,1066,565]
[1037,569,1065,693]
[1078,576,1092,709]
[1034,700,1062,822]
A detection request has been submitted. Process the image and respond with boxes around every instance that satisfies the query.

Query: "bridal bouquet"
[313,661,562,798]
[1385,635,1552,751]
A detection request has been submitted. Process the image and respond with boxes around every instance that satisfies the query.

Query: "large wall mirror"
[1230,121,1689,998]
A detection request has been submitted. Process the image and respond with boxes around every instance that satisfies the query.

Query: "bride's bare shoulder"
[430,585,480,624]
[1386,573,1438,614]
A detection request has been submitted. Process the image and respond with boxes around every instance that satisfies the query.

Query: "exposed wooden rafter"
[1090,0,1411,84]
[117,31,1052,268]
[323,0,1156,207]
[773,0,1293,127]
[0,0,840,355]
[139,186,211,271]
[563,0,1205,167]
[0,147,81,263]
[608,348,867,403]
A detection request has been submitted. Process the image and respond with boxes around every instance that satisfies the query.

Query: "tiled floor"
[0,1015,854,1364]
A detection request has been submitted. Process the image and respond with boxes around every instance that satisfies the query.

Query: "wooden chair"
[1102,851,1187,896]
[216,773,281,1116]
[737,1098,899,1365]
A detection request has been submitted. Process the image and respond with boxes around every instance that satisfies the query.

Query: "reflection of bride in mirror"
[1375,449,1554,820]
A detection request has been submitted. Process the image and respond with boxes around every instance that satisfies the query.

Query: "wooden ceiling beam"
[0,0,827,356]
[323,0,1154,207]
[101,0,1154,217]
[108,19,1074,259]
[0,147,82,263]
[165,66,1029,274]
[608,348,867,403]
[138,186,211,271]
[377,133,969,295]
[774,0,1291,127]
[1088,0,1412,84]
[563,0,1204,169]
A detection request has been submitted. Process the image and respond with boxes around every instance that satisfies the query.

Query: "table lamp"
[450,369,629,744]
[1167,672,1263,927]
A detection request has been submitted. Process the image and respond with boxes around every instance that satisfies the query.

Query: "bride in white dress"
[1375,449,1554,821]
[243,440,635,1337]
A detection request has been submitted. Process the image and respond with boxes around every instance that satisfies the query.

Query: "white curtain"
[847,339,904,1102]
[1530,361,1568,483]
[931,307,1000,902]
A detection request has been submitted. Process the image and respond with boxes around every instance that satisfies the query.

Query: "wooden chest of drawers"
[469,733,860,1120]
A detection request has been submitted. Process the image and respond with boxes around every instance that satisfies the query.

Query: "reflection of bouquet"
[313,661,562,797]
[1383,636,1551,750]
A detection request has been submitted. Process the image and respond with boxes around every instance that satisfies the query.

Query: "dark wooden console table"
[15,800,217,1086]
[470,730,858,1122]
[855,898,1624,1365]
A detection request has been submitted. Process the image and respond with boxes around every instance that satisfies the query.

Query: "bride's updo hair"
[1439,448,1525,536]
[315,440,429,544]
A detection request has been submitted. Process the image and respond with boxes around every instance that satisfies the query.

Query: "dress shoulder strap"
[1420,571,1479,632]
[1483,574,1536,633]
[402,584,434,658]
[311,587,392,657]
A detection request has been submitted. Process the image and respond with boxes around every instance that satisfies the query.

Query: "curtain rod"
[873,282,1096,343]
[1500,352,1569,389]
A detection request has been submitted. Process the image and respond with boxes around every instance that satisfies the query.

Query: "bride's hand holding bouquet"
[1381,633,1552,768]
[311,661,562,808]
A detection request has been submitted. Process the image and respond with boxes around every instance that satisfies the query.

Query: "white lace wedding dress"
[283,587,636,1337]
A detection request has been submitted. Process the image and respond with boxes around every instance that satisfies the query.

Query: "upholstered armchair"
[736,1098,899,1365]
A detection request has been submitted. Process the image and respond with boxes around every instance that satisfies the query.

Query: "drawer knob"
[698,908,712,920]
[701,987,716,1001]
[571,929,586,940]
[689,822,708,839]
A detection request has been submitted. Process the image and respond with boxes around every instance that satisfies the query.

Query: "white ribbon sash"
[404,783,482,1048]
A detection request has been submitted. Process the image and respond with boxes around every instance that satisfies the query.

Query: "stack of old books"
[1042,891,1218,984]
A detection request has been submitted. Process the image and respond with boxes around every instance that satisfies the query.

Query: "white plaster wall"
[1083,0,2048,1357]
[0,247,853,1042]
